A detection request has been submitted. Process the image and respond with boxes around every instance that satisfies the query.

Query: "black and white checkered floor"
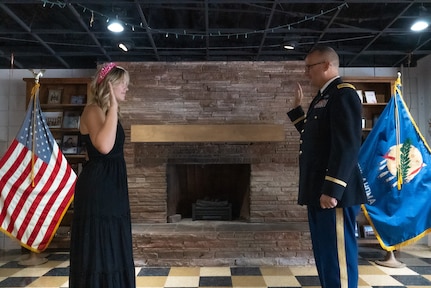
[0,245,429,287]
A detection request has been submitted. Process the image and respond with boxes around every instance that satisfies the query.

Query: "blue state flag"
[359,75,431,251]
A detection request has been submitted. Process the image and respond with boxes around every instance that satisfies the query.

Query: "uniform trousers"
[307,205,360,288]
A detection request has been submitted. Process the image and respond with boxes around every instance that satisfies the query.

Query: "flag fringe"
[0,192,74,253]
[361,204,431,251]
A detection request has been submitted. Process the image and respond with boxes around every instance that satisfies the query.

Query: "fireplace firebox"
[167,164,250,221]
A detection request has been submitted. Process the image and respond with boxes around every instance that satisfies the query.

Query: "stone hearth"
[132,220,313,267]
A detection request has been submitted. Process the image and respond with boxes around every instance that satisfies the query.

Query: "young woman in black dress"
[69,63,135,288]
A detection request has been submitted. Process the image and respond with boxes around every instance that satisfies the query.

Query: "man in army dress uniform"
[287,46,367,288]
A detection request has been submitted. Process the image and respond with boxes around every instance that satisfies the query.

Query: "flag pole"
[18,70,48,266]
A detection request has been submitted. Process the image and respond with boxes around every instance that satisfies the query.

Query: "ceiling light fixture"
[411,5,429,32]
[117,40,134,52]
[107,18,124,33]
[411,19,429,31]
[118,43,128,52]
[118,43,130,52]
[283,40,298,50]
[283,42,295,50]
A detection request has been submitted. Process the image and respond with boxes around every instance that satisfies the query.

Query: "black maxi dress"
[69,122,135,288]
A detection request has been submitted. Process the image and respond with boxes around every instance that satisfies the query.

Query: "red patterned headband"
[97,62,117,84]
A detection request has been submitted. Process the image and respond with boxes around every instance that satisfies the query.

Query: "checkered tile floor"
[0,245,429,287]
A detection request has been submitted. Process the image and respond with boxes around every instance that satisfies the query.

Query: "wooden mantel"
[131,124,285,143]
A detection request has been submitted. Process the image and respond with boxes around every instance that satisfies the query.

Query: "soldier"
[287,46,367,288]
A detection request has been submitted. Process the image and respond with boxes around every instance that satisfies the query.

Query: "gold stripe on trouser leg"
[336,208,348,288]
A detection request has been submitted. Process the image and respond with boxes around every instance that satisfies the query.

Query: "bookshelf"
[344,77,395,139]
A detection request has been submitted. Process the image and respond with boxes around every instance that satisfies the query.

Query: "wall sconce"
[411,5,429,32]
[107,18,124,33]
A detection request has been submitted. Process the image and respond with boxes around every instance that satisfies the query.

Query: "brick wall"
[119,61,312,223]
[117,61,315,265]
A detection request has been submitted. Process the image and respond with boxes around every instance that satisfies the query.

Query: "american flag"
[0,90,76,252]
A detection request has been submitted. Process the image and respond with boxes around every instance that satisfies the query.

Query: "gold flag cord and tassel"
[30,82,40,188]
[394,72,403,190]
[28,69,45,187]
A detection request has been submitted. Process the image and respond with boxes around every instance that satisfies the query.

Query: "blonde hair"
[89,65,129,115]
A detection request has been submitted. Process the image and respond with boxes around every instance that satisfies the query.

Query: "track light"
[283,42,295,50]
[117,40,134,52]
[107,19,124,33]
[282,35,299,50]
[411,20,429,32]
[118,43,128,51]
[283,40,298,50]
[411,5,429,32]
[118,42,131,52]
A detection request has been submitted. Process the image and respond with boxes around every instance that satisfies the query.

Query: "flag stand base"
[18,252,48,266]
[375,251,406,268]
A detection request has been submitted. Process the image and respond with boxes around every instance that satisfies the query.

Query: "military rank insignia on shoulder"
[337,83,356,90]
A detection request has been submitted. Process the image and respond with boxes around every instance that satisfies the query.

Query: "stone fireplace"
[117,61,314,266]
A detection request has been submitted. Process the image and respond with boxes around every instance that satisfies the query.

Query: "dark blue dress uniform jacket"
[287,77,367,208]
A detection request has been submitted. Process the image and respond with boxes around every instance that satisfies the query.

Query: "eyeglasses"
[305,61,326,71]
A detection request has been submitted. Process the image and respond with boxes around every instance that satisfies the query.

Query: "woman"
[69,63,136,288]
